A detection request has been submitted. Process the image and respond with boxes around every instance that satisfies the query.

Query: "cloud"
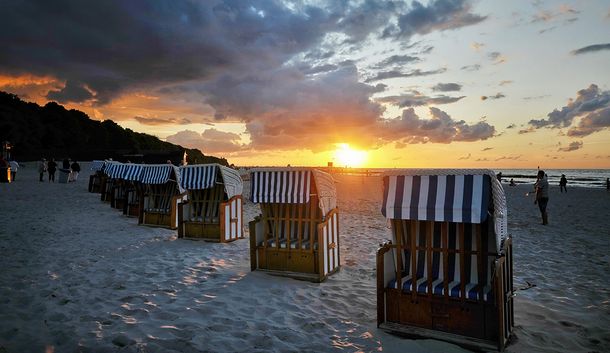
[460,64,481,72]
[470,42,485,52]
[376,91,465,107]
[518,127,535,134]
[365,68,447,82]
[374,54,421,68]
[133,116,191,126]
[557,141,583,152]
[488,51,507,64]
[385,0,487,39]
[528,84,610,136]
[431,82,462,92]
[0,0,491,153]
[506,123,516,129]
[499,80,513,86]
[571,43,610,55]
[523,94,550,101]
[458,153,471,160]
[495,155,522,161]
[481,93,506,100]
[166,128,245,153]
[381,107,496,144]
[481,147,493,151]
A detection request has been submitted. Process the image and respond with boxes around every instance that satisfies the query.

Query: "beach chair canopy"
[179,164,243,199]
[122,163,144,182]
[90,160,106,171]
[105,162,128,179]
[139,164,184,193]
[250,168,337,216]
[381,169,507,251]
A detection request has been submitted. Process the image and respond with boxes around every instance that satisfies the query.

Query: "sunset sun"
[334,143,367,168]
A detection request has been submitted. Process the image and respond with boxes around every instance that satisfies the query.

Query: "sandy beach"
[1,164,609,353]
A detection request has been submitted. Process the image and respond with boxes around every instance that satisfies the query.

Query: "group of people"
[38,157,81,182]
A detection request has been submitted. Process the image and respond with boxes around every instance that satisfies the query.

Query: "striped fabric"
[140,165,175,185]
[123,164,143,181]
[90,160,105,171]
[388,221,493,301]
[382,174,491,224]
[107,163,127,179]
[180,164,217,190]
[250,170,312,204]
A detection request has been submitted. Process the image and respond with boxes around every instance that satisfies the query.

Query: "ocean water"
[330,168,610,189]
[497,169,610,188]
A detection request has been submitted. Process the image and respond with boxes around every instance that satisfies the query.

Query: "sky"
[1,0,609,168]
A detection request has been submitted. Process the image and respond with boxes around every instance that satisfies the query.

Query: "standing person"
[559,174,568,193]
[47,158,57,182]
[70,160,81,182]
[38,158,47,182]
[534,170,549,225]
[8,160,18,181]
[606,178,609,191]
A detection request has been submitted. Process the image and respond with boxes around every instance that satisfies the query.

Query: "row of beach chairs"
[88,162,513,351]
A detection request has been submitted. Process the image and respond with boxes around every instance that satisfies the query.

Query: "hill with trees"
[0,91,228,166]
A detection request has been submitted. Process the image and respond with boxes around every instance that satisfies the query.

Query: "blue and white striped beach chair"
[177,164,244,242]
[249,168,339,282]
[377,169,513,351]
[138,164,186,229]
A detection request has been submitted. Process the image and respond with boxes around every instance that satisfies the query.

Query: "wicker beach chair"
[177,164,244,242]
[88,160,106,193]
[100,161,120,202]
[376,169,513,351]
[121,164,144,217]
[249,168,339,282]
[138,164,186,229]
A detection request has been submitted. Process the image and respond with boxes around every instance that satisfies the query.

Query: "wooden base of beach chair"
[249,208,340,283]
[140,211,173,229]
[124,202,140,217]
[177,193,243,243]
[88,174,102,193]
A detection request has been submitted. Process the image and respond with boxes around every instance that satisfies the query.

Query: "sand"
[0,164,608,352]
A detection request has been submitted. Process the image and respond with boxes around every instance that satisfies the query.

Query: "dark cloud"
[458,153,471,160]
[133,116,191,126]
[571,43,610,55]
[166,128,244,153]
[488,52,506,64]
[374,54,421,68]
[557,141,583,152]
[386,0,487,38]
[460,64,481,72]
[377,91,465,107]
[381,107,495,144]
[481,147,493,151]
[523,94,550,101]
[528,84,610,134]
[481,93,505,101]
[506,123,516,129]
[365,68,447,82]
[0,0,489,152]
[46,80,94,104]
[431,82,462,92]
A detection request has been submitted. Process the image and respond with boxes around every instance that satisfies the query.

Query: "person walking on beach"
[47,158,57,182]
[559,174,568,193]
[69,160,81,182]
[534,170,549,225]
[38,158,47,181]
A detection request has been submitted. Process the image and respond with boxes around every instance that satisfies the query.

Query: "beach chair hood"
[249,168,337,216]
[90,160,106,171]
[122,163,144,181]
[381,169,508,252]
[105,162,128,179]
[179,164,243,199]
[140,164,184,193]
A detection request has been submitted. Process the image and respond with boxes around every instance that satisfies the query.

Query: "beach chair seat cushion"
[388,274,493,301]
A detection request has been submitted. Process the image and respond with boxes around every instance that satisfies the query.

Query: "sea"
[329,168,610,189]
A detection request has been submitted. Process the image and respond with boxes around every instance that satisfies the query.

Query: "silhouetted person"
[38,158,47,182]
[70,160,81,182]
[47,158,57,182]
[559,174,567,193]
[509,178,516,186]
[534,170,549,225]
[497,172,503,182]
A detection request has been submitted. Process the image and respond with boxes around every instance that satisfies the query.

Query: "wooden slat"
[410,220,417,299]
[442,222,449,300]
[459,223,465,300]
[426,222,433,297]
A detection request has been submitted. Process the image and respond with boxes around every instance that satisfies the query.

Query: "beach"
[1,164,609,353]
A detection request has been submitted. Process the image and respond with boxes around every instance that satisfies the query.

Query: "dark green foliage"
[0,91,228,166]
